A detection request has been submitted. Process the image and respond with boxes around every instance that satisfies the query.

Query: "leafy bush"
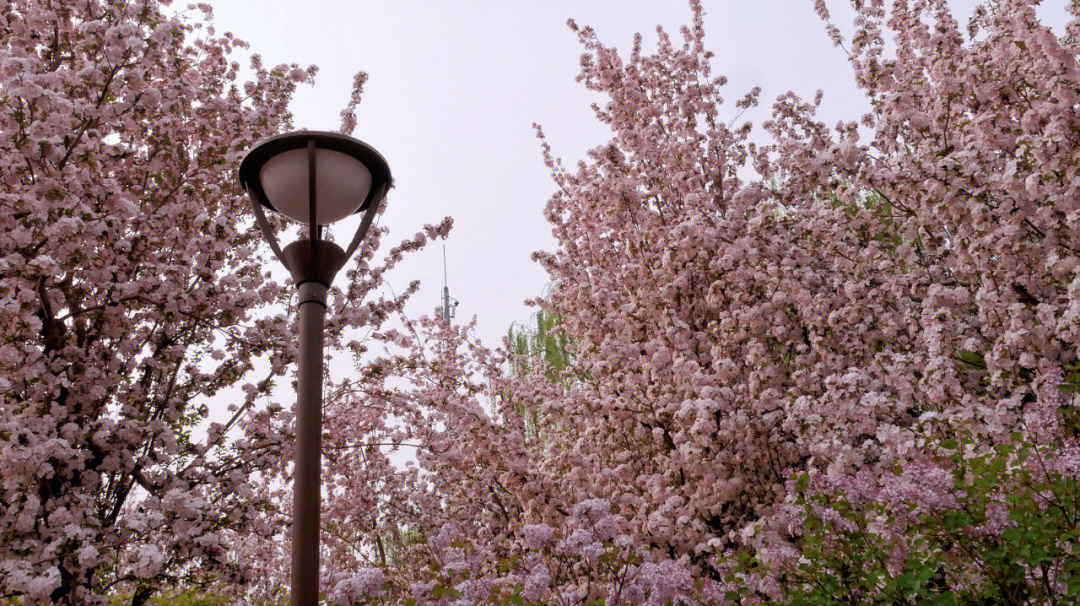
[725,423,1080,604]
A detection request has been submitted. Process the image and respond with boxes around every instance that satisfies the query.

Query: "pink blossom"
[522,523,556,550]
[1053,438,1080,479]
[131,545,165,579]
[521,564,551,602]
[328,567,386,605]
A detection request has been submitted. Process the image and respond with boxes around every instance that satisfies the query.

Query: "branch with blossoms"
[325,499,704,606]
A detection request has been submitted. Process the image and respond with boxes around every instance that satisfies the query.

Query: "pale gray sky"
[210,0,1069,351]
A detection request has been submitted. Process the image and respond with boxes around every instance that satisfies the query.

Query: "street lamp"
[239,130,391,606]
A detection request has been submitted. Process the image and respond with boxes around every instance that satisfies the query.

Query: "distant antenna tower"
[439,245,459,324]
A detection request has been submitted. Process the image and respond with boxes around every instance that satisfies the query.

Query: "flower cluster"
[324,496,699,606]
[329,568,387,605]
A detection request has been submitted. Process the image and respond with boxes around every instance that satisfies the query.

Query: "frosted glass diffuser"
[259,148,373,225]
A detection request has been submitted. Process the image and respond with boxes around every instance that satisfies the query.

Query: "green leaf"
[957,350,985,369]
[796,472,810,491]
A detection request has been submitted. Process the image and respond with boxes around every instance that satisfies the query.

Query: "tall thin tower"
[439,245,458,323]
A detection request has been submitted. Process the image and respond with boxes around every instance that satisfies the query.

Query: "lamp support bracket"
[248,186,288,268]
[341,197,381,263]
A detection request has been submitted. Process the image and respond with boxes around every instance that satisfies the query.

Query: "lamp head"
[238,130,391,225]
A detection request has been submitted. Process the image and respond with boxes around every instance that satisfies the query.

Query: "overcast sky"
[209,0,1069,352]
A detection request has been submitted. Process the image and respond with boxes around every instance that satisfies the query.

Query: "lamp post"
[238,131,391,606]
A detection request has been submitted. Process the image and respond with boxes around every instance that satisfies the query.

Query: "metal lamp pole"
[239,131,391,606]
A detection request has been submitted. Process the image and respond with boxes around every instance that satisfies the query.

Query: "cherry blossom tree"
[0,2,448,604]
[309,1,774,599]
[731,0,1080,600]
[311,0,1080,604]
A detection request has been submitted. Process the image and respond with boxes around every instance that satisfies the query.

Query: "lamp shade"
[238,130,391,225]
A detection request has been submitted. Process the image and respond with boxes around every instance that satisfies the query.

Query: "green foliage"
[104,586,292,606]
[150,590,229,606]
[722,436,1080,605]
[107,589,232,606]
[506,307,573,382]
[1061,362,1080,395]
[504,301,576,438]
